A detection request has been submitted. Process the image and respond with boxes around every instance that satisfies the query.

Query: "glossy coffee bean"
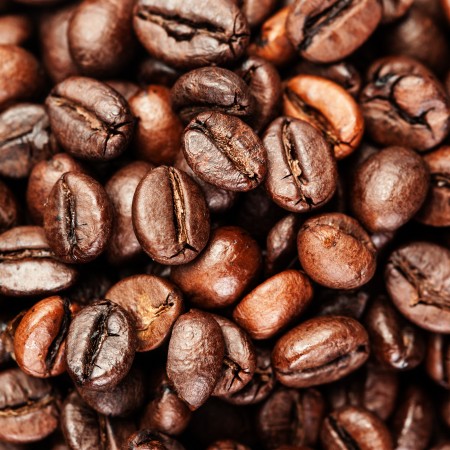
[0,180,18,233]
[297,213,377,290]
[43,172,113,264]
[351,146,429,232]
[0,368,59,443]
[426,333,450,389]
[286,0,382,63]
[283,75,364,159]
[126,429,185,450]
[233,270,313,340]
[133,166,210,265]
[66,299,136,390]
[133,0,250,69]
[0,226,78,297]
[46,76,135,161]
[263,117,337,212]
[385,241,450,333]
[171,226,262,309]
[0,14,33,46]
[183,112,267,192]
[167,310,225,410]
[381,0,413,23]
[272,316,370,387]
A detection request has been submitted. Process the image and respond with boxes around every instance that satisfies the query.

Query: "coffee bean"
[425,333,450,389]
[381,0,413,23]
[0,14,33,46]
[106,80,140,101]
[137,57,181,87]
[232,0,277,28]
[126,429,185,450]
[0,180,19,233]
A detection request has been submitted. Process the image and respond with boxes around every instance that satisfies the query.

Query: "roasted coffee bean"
[263,117,337,212]
[0,226,78,297]
[426,333,450,389]
[171,226,262,309]
[167,310,225,410]
[133,166,210,265]
[0,368,59,443]
[183,112,267,192]
[361,56,450,151]
[0,104,58,179]
[283,75,364,159]
[385,241,450,334]
[66,299,136,390]
[105,161,153,265]
[381,0,413,23]
[43,171,113,264]
[272,316,370,387]
[316,289,370,320]
[133,0,250,69]
[129,85,183,165]
[46,76,135,161]
[297,213,377,290]
[127,429,185,450]
[106,80,140,101]
[207,441,250,450]
[171,67,255,124]
[231,0,277,28]
[0,180,19,233]
[320,406,393,450]
[137,57,181,87]
[351,146,429,232]
[233,270,313,340]
[14,296,78,378]
[0,15,33,46]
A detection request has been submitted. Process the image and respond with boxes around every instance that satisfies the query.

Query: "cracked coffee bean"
[133,166,210,265]
[65,299,136,391]
[46,76,135,161]
[43,171,113,264]
[426,333,450,389]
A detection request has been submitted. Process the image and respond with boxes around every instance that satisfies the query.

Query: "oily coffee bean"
[133,0,250,69]
[0,15,33,46]
[263,117,337,212]
[0,104,58,179]
[381,0,413,23]
[385,241,450,334]
[297,213,377,290]
[106,80,140,101]
[316,289,370,320]
[14,296,79,378]
[233,270,313,340]
[207,441,250,450]
[106,274,183,351]
[320,406,393,450]
[0,226,78,297]
[65,299,136,391]
[283,75,364,159]
[425,333,450,389]
[0,180,19,233]
[286,0,382,63]
[105,161,153,265]
[231,0,277,28]
[351,146,429,232]
[133,166,210,265]
[183,111,267,192]
[126,429,185,450]
[171,226,262,309]
[166,310,225,410]
[137,57,181,87]
[272,316,370,387]
[46,76,135,161]
[43,171,113,264]
[0,368,59,443]
[171,67,255,124]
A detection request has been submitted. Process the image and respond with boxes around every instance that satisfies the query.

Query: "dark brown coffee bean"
[127,429,185,450]
[0,14,33,46]
[44,172,113,264]
[183,112,267,192]
[233,270,313,340]
[171,226,262,309]
[425,333,450,389]
[263,117,337,212]
[316,289,370,320]
[232,0,277,27]
[133,0,250,69]
[46,76,135,161]
[272,316,370,387]
[106,80,140,101]
[0,226,78,297]
[133,166,210,265]
[167,310,225,410]
[66,299,136,391]
[137,57,181,87]
[0,180,18,233]
[207,441,250,450]
[385,241,450,333]
[297,213,377,289]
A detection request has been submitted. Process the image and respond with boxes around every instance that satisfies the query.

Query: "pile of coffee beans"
[0,0,450,448]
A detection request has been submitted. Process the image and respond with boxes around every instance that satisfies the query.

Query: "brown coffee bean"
[381,0,413,23]
[0,180,19,233]
[0,14,33,46]
[425,333,450,389]
[232,0,277,28]
[137,57,181,87]
[106,80,140,101]
[127,429,185,450]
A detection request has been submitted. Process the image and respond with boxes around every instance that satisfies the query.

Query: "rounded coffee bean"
[425,333,450,389]
[167,310,225,410]
[132,166,210,265]
[171,226,262,309]
[233,270,313,340]
[66,299,136,390]
[385,241,450,333]
[351,146,429,232]
[46,76,135,161]
[297,213,377,289]
[0,15,33,46]
[0,180,18,233]
[263,117,337,212]
[0,226,78,297]
[126,429,185,450]
[14,296,78,378]
[183,111,267,192]
[44,172,113,264]
[272,316,370,387]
